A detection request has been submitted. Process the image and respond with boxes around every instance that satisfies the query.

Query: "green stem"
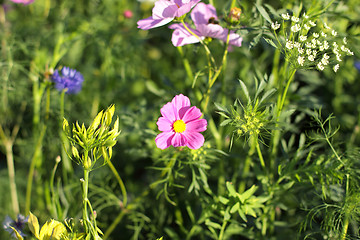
[180,20,217,68]
[277,69,296,119]
[50,156,61,219]
[25,125,47,214]
[340,216,349,240]
[238,136,256,193]
[202,30,231,112]
[103,210,127,240]
[218,209,229,240]
[82,168,91,234]
[230,0,237,8]
[60,89,73,183]
[176,46,194,85]
[5,140,19,215]
[270,67,296,167]
[341,174,350,239]
[255,137,266,170]
[107,160,127,207]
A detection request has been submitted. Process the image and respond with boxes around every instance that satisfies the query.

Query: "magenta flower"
[137,0,201,30]
[10,0,34,5]
[155,94,207,150]
[169,3,242,47]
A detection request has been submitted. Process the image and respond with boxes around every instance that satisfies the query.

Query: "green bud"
[227,7,242,25]
[62,118,70,136]
[90,110,103,131]
[83,156,92,170]
[71,146,80,160]
[101,147,108,163]
[104,105,115,126]
[105,139,117,147]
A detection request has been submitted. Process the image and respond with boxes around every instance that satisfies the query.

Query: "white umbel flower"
[282,13,290,20]
[297,56,305,66]
[271,21,281,30]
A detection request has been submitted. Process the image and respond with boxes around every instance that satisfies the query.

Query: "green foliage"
[0,0,359,239]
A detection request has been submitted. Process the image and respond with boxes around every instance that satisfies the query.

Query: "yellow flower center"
[173,120,186,133]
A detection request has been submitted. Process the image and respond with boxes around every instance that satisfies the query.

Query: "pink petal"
[160,102,177,123]
[169,23,202,47]
[153,0,178,19]
[171,133,187,147]
[137,16,173,30]
[217,29,242,47]
[191,2,217,26]
[228,32,243,47]
[157,117,173,132]
[186,118,207,132]
[10,0,34,4]
[171,94,191,118]
[183,131,205,149]
[171,94,190,108]
[197,23,224,39]
[182,106,202,123]
[174,0,201,18]
[155,132,175,149]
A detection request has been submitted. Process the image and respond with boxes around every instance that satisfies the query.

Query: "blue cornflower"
[3,214,29,238]
[51,67,84,94]
[355,61,360,72]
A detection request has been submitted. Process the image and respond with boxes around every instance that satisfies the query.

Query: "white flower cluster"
[271,12,354,72]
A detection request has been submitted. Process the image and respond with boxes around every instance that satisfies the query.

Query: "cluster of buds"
[235,111,264,137]
[270,12,353,72]
[190,142,210,161]
[63,105,121,170]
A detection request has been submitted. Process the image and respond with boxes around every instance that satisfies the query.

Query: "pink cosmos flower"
[169,2,242,47]
[155,94,207,150]
[10,0,34,5]
[137,0,201,30]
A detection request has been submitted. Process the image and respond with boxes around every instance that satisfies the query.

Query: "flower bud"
[227,7,242,25]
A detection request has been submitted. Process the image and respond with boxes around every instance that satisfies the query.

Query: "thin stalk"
[180,20,217,68]
[238,136,256,193]
[45,86,50,120]
[341,216,349,240]
[25,125,47,214]
[202,30,231,112]
[82,168,91,234]
[107,160,127,207]
[177,46,194,84]
[276,69,296,119]
[340,174,350,240]
[218,214,229,240]
[230,0,237,9]
[255,137,266,170]
[5,140,20,215]
[50,156,61,219]
[103,210,127,240]
[60,89,73,183]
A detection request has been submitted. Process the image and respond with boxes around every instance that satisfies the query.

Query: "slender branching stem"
[107,160,127,207]
[255,137,266,170]
[25,125,47,214]
[180,20,217,68]
[218,209,229,240]
[3,136,19,215]
[176,46,194,84]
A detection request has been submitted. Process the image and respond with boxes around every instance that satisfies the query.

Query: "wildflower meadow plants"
[0,0,360,239]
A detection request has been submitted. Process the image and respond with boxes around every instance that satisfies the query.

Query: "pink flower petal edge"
[137,0,201,30]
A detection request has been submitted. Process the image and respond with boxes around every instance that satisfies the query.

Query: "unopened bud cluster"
[191,143,210,161]
[235,112,264,137]
[63,105,121,170]
[270,12,353,72]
